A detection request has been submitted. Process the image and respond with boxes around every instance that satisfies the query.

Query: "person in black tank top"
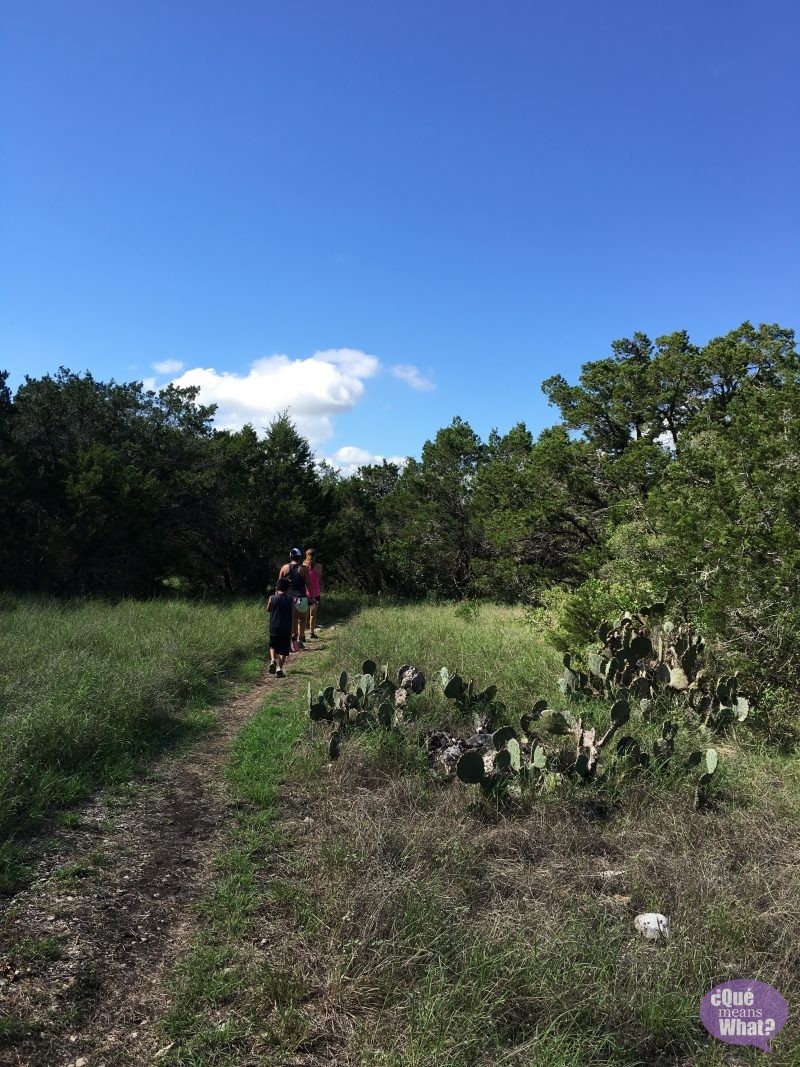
[287,562,306,598]
[278,548,309,648]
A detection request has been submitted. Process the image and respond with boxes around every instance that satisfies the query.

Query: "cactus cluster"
[615,719,705,773]
[689,675,749,728]
[309,660,426,760]
[438,695,631,793]
[560,610,750,732]
[437,667,502,718]
[428,671,722,803]
[431,673,631,791]
[316,657,724,807]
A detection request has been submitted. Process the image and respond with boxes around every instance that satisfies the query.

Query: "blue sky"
[2,0,798,471]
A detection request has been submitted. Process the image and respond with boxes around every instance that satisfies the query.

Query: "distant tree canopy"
[0,369,336,594]
[2,318,798,689]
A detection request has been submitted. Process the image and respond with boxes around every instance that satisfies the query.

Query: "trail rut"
[0,657,312,1067]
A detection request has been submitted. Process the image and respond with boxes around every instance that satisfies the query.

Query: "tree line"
[2,320,797,688]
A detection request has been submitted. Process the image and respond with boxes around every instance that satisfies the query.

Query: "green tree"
[5,369,216,592]
[542,333,655,454]
[378,418,485,598]
[581,325,800,688]
[328,461,403,592]
[0,371,20,576]
[472,424,607,595]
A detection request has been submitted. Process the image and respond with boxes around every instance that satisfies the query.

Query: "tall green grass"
[328,601,566,714]
[0,595,268,847]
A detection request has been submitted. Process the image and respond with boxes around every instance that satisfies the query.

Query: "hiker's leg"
[296,598,308,643]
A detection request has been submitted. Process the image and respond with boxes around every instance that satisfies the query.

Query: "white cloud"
[318,348,379,378]
[329,445,375,467]
[391,363,435,392]
[325,445,408,478]
[169,348,380,444]
[152,358,185,375]
[142,376,157,391]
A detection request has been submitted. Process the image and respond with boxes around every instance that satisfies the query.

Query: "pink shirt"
[306,566,321,598]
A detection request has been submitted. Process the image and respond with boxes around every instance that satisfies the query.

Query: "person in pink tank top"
[304,548,323,638]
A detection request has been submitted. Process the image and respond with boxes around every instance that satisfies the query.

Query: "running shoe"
[276,668,285,677]
[268,661,277,674]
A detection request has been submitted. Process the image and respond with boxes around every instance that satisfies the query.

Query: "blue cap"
[291,547,302,558]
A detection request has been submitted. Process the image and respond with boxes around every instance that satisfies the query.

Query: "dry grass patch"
[255,727,800,1066]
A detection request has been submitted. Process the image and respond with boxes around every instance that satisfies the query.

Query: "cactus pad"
[457,750,486,784]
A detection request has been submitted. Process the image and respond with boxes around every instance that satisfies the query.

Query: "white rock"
[634,912,671,940]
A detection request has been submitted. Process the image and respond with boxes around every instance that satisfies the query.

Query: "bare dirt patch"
[0,657,314,1067]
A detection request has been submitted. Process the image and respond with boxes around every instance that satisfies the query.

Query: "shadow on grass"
[1,591,358,894]
[0,650,265,896]
[315,591,362,627]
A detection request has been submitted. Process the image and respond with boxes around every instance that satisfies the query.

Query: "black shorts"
[269,632,291,655]
[308,596,321,606]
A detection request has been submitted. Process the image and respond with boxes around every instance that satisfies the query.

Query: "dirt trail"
[0,650,316,1067]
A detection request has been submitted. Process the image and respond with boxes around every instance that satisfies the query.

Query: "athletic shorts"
[308,596,321,606]
[270,632,291,655]
[294,596,309,614]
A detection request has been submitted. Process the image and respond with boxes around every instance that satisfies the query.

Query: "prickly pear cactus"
[439,669,503,719]
[694,748,720,809]
[398,664,426,694]
[562,610,751,734]
[310,659,424,759]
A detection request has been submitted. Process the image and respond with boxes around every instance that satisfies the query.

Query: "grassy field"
[0,594,267,882]
[161,600,800,1065]
[328,600,567,714]
[3,596,798,1063]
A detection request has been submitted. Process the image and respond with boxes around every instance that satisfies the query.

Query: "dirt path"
[0,651,316,1067]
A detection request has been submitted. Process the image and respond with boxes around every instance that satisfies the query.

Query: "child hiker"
[267,576,293,677]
